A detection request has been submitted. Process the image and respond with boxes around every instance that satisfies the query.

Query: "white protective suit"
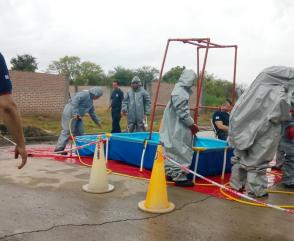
[55,87,103,151]
[160,69,197,181]
[121,76,151,132]
[229,66,294,197]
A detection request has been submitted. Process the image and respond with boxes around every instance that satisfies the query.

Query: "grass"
[19,108,211,137]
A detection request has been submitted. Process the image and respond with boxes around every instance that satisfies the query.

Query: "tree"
[202,73,233,106]
[162,66,186,83]
[48,56,81,84]
[76,61,106,86]
[10,54,38,72]
[134,66,159,91]
[109,66,135,86]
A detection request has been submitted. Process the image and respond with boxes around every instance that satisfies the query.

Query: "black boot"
[175,179,194,187]
[283,183,294,188]
[54,147,68,155]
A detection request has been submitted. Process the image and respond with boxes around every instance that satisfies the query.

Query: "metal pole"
[193,150,200,183]
[232,46,238,103]
[221,148,227,181]
[148,40,170,139]
[194,39,210,123]
[197,47,200,77]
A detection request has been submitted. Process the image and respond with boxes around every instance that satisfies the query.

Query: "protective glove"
[286,126,294,140]
[190,123,199,135]
[121,111,128,117]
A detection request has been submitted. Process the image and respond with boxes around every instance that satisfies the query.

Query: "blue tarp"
[75,132,233,177]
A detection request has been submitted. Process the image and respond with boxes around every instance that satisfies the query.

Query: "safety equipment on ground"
[138,145,175,213]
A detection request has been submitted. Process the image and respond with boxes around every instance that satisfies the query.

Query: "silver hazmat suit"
[277,94,294,187]
[55,87,103,151]
[160,69,197,181]
[229,66,294,197]
[121,76,151,132]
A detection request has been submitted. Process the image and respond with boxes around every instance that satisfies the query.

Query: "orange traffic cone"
[138,144,175,213]
[82,139,114,193]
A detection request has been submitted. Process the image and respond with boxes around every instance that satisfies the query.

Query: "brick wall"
[70,83,198,111]
[69,86,131,109]
[10,71,67,115]
[9,72,198,115]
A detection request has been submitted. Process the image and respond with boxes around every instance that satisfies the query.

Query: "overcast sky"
[0,0,293,85]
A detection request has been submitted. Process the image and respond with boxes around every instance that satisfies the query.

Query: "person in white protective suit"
[121,76,151,132]
[229,66,294,197]
[54,87,103,153]
[160,69,199,187]
[277,93,294,188]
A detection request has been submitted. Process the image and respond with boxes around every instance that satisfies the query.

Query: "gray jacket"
[229,66,294,150]
[122,79,151,124]
[69,87,103,125]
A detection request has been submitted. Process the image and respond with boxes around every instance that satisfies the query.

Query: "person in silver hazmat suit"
[160,69,199,187]
[277,93,294,188]
[229,66,294,197]
[55,87,103,153]
[121,76,151,132]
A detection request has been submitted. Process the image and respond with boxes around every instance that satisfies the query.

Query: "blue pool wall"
[75,132,233,177]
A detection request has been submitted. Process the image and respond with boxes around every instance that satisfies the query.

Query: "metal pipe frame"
[148,38,238,139]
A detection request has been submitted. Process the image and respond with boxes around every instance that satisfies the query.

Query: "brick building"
[10,71,67,115]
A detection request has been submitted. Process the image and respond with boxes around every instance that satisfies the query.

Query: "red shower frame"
[148,38,238,139]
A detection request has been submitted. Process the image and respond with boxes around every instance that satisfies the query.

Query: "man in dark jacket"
[109,81,124,133]
[212,99,232,140]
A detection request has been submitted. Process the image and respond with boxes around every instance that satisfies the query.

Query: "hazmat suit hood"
[159,69,196,181]
[131,76,142,85]
[229,66,294,150]
[89,87,103,99]
[171,69,197,96]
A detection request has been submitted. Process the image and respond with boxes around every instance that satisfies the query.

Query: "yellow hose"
[219,183,294,208]
[68,118,294,207]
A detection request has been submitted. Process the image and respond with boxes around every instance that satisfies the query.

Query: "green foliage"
[48,57,109,86]
[162,66,185,83]
[202,73,233,106]
[77,61,106,85]
[108,66,159,87]
[10,54,38,72]
[134,66,159,89]
[108,66,135,86]
[48,56,81,84]
[162,67,234,106]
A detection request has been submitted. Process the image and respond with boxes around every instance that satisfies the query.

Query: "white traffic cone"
[82,139,114,193]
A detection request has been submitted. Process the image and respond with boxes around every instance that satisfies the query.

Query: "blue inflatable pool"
[75,132,233,177]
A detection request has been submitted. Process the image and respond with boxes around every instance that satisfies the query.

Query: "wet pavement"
[0,145,293,241]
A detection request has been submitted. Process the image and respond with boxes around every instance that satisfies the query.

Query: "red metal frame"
[148,38,238,139]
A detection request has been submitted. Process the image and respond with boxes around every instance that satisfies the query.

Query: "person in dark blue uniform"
[0,53,27,169]
[0,53,12,95]
[212,99,232,140]
[109,81,124,133]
